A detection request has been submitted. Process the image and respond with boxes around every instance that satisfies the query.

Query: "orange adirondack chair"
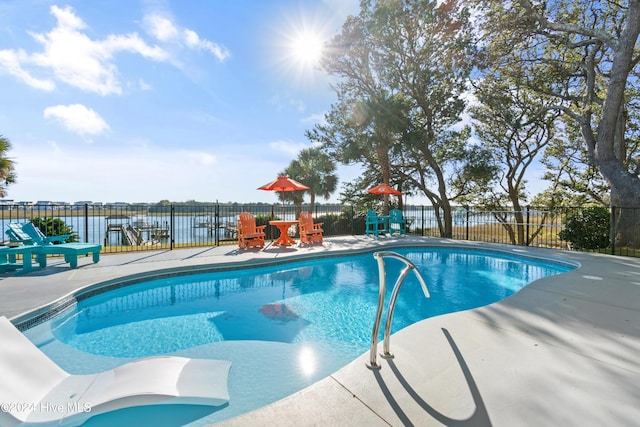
[298,211,323,244]
[237,212,266,249]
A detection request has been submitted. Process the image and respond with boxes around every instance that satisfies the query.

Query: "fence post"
[84,203,89,243]
[215,202,219,246]
[351,205,355,235]
[610,206,616,255]
[170,204,175,250]
[465,206,470,240]
[526,206,530,247]
[421,206,425,236]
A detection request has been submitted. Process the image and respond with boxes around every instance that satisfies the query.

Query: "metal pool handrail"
[367,251,430,370]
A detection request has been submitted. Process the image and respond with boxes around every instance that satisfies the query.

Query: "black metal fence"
[0,203,637,257]
[0,203,355,253]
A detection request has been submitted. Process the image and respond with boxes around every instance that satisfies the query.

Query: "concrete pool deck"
[0,236,639,426]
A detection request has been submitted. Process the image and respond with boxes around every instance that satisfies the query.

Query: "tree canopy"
[471,0,640,245]
[311,0,492,234]
[0,135,16,198]
[284,147,338,212]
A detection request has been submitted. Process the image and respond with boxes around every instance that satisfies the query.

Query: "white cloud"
[102,32,168,61]
[269,139,306,157]
[183,29,229,60]
[1,6,231,96]
[49,4,86,30]
[186,151,217,166]
[143,13,230,61]
[322,0,360,18]
[8,142,240,203]
[144,14,179,42]
[0,49,55,91]
[24,5,169,95]
[300,112,325,125]
[137,79,152,91]
[46,140,62,153]
[1,5,170,95]
[43,104,110,136]
[269,94,286,112]
[269,93,306,113]
[183,29,201,47]
[290,98,306,112]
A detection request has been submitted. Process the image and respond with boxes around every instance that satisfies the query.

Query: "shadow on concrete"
[373,327,492,426]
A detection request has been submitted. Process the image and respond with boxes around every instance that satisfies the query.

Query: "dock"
[104,215,168,246]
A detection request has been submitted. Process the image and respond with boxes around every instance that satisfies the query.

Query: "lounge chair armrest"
[256,225,267,232]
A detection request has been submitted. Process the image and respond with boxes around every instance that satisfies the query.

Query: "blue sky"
[0,0,363,204]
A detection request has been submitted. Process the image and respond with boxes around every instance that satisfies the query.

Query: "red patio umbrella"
[367,183,402,214]
[258,175,310,217]
[367,183,402,196]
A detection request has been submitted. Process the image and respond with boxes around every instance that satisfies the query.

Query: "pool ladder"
[367,251,430,370]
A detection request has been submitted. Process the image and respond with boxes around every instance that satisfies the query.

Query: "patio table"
[269,220,299,246]
[379,215,390,234]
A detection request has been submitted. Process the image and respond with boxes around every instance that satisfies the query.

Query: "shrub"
[32,217,77,242]
[559,206,610,250]
[316,213,352,236]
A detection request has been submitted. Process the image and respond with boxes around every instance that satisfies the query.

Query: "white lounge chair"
[0,316,231,426]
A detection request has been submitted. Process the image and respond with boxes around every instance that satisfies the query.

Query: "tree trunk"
[593,2,640,246]
[514,210,526,246]
[376,146,392,215]
[309,192,316,213]
[594,122,640,249]
[607,144,640,250]
[441,200,453,238]
[507,183,527,245]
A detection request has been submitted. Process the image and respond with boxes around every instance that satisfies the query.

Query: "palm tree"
[0,135,16,197]
[285,147,338,212]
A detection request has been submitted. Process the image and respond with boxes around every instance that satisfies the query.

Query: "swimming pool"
[24,247,574,426]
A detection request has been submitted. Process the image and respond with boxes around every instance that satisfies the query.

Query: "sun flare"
[272,11,333,82]
[290,31,324,67]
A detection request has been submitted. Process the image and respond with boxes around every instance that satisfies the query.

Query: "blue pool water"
[25,247,574,426]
